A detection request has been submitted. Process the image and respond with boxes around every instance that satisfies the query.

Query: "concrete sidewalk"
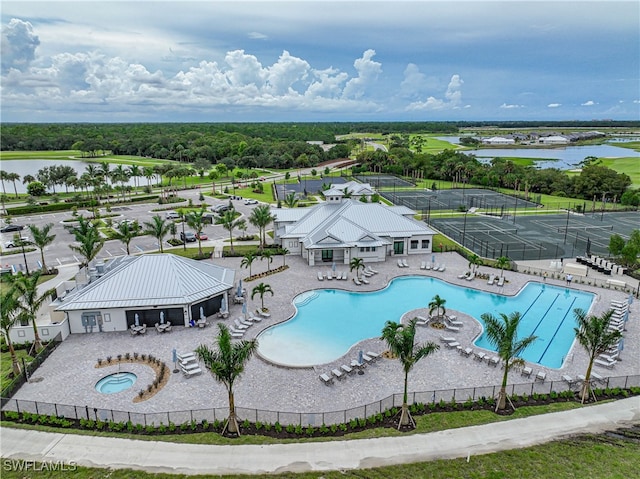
[1,397,638,475]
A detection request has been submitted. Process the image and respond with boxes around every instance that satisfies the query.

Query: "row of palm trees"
[196,299,622,436]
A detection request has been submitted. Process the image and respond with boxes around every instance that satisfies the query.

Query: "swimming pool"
[256,277,595,368]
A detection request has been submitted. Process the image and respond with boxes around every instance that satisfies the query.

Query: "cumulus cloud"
[405,74,466,111]
[1,18,40,73]
[581,100,596,106]
[547,103,561,108]
[500,103,524,109]
[248,32,268,40]
[342,49,382,99]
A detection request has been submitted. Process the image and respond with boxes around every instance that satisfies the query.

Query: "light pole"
[563,204,570,244]
[461,211,468,247]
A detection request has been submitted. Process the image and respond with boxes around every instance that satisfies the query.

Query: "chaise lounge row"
[319,352,380,384]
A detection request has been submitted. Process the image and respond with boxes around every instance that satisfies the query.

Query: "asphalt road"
[0,189,263,273]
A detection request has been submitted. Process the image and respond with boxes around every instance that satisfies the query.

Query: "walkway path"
[1,397,638,475]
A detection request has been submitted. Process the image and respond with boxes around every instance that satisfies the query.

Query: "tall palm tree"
[283,192,298,208]
[112,221,138,255]
[6,172,21,198]
[186,208,207,257]
[0,170,8,196]
[1,287,23,376]
[259,249,273,272]
[8,271,56,352]
[349,257,365,280]
[279,247,289,267]
[215,210,246,254]
[28,223,56,273]
[251,282,273,311]
[573,308,623,403]
[69,216,104,266]
[495,256,511,278]
[240,252,257,278]
[143,215,170,253]
[249,204,275,249]
[480,311,538,411]
[380,318,439,429]
[195,323,257,436]
[428,294,446,320]
[128,164,141,193]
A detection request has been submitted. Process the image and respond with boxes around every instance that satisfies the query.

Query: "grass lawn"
[1,349,32,390]
[597,157,640,189]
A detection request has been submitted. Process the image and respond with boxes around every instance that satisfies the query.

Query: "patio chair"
[366,351,380,362]
[461,347,473,357]
[487,274,496,285]
[474,351,486,361]
[521,366,533,377]
[446,341,460,349]
[341,364,354,375]
[351,359,366,371]
[420,261,426,270]
[181,365,202,377]
[488,356,500,367]
[234,318,249,330]
[535,371,547,382]
[496,276,505,286]
[445,315,463,326]
[425,262,432,270]
[342,272,348,280]
[367,266,379,274]
[320,373,334,385]
[444,324,460,332]
[256,309,271,318]
[439,335,457,344]
[248,313,263,322]
[562,375,575,387]
[326,271,333,280]
[361,277,370,284]
[594,358,617,369]
[466,271,476,281]
[317,271,324,281]
[331,368,344,380]
[177,352,196,362]
[362,354,374,363]
[402,259,409,268]
[228,326,245,337]
[438,264,446,272]
[416,315,429,325]
[353,277,362,286]
[397,259,404,268]
[458,271,470,279]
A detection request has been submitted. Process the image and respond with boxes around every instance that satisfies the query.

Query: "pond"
[435,138,639,170]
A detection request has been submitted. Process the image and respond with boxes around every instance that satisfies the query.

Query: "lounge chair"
[439,335,457,344]
[256,309,271,318]
[361,277,370,284]
[239,317,253,327]
[177,352,195,362]
[248,313,263,322]
[402,259,409,268]
[598,352,619,362]
[488,356,500,367]
[366,351,380,362]
[342,272,348,280]
[444,324,460,332]
[438,264,446,272]
[326,271,333,280]
[445,316,463,326]
[461,347,473,357]
[590,372,605,383]
[457,271,469,279]
[331,368,344,380]
[234,318,250,330]
[425,262,432,270]
[420,261,426,270]
[362,269,374,277]
[351,359,365,371]
[341,364,354,375]
[353,277,362,286]
[317,271,324,281]
[521,366,533,377]
[446,341,460,349]
[474,351,486,361]
[562,375,575,387]
[368,266,378,274]
[487,274,496,285]
[362,354,374,364]
[319,373,333,385]
[496,276,505,287]
[228,326,245,337]
[416,315,429,325]
[535,371,547,382]
[181,365,202,377]
[466,271,476,281]
[594,358,617,369]
[397,259,404,268]
[129,327,138,336]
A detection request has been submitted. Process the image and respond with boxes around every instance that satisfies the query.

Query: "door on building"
[393,241,404,255]
[321,250,333,262]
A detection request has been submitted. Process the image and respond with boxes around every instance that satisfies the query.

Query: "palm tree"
[259,249,273,272]
[279,247,289,267]
[380,318,439,429]
[573,308,623,403]
[195,323,257,436]
[128,164,141,193]
[8,271,56,352]
[251,282,273,311]
[283,192,298,208]
[480,311,538,411]
[6,172,20,198]
[249,204,275,249]
[215,210,246,254]
[112,221,138,255]
[468,253,483,274]
[495,256,511,278]
[28,223,56,273]
[428,294,446,320]
[1,287,23,376]
[143,215,170,253]
[349,257,365,280]
[240,252,257,278]
[0,170,8,196]
[186,208,207,257]
[69,216,104,266]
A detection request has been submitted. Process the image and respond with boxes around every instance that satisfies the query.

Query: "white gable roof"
[56,254,235,311]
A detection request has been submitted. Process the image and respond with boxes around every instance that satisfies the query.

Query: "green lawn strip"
[0,150,80,160]
[597,157,640,188]
[1,413,637,478]
[163,246,214,259]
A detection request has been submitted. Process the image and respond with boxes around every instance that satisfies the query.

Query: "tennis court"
[274,178,347,200]
[381,188,539,212]
[353,174,414,189]
[430,211,637,261]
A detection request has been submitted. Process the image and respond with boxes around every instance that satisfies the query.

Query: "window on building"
[410,240,419,249]
[422,239,430,249]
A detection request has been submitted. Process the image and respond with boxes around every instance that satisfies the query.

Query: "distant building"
[482,136,516,145]
[539,135,569,144]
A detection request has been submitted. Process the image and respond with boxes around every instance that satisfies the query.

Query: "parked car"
[244,199,259,205]
[4,236,29,248]
[195,232,208,241]
[180,231,197,242]
[211,204,230,214]
[165,211,181,220]
[1,224,24,233]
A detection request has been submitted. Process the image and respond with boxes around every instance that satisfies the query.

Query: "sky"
[1,0,639,123]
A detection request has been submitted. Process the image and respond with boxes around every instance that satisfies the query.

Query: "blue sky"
[1,1,638,122]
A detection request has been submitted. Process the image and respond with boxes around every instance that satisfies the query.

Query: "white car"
[244,199,259,205]
[4,236,29,248]
[165,211,181,220]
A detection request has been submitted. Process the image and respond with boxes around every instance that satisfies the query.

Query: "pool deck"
[10,252,639,417]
